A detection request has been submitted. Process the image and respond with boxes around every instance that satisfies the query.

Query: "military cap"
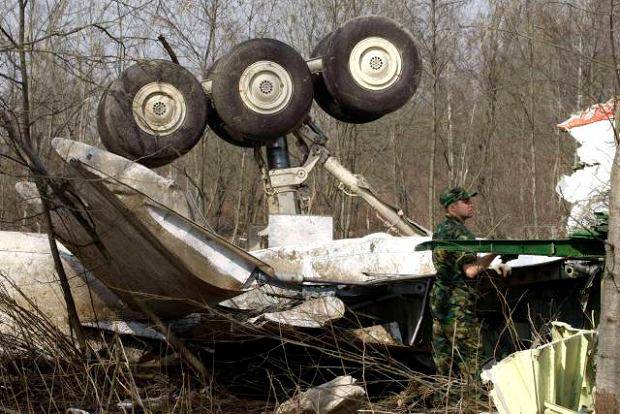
[439,186,477,207]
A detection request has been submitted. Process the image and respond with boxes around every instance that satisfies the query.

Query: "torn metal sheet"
[275,375,365,414]
[252,233,435,284]
[250,296,345,328]
[81,320,165,340]
[351,322,403,346]
[18,138,275,318]
[556,99,615,230]
[218,285,297,312]
[0,231,137,335]
[481,322,596,414]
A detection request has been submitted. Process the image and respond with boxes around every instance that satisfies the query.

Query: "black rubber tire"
[210,38,313,142]
[311,33,382,124]
[206,100,263,148]
[312,16,421,123]
[204,60,263,148]
[97,59,208,167]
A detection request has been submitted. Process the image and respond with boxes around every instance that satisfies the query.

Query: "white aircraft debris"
[275,375,366,414]
[556,99,616,230]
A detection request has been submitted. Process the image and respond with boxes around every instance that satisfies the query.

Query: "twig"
[157,35,179,64]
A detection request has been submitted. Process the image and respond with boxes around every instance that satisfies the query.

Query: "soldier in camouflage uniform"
[430,187,499,380]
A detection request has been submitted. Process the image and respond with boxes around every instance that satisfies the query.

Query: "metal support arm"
[320,155,426,236]
[261,121,431,236]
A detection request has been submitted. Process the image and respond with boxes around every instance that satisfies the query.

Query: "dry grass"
[0,292,498,413]
[0,281,274,413]
[4,267,588,414]
[0,282,504,413]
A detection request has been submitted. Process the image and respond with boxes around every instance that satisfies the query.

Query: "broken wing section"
[26,138,273,318]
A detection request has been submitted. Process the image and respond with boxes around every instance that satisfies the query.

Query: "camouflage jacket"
[432,214,478,292]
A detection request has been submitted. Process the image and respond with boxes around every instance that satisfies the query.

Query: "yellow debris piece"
[481,322,596,414]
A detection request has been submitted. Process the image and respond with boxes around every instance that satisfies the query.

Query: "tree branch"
[157,34,179,64]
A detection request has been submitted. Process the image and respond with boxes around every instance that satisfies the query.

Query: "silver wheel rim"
[348,37,402,91]
[238,61,293,114]
[132,82,187,136]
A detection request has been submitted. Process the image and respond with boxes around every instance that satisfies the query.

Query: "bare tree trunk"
[526,0,539,237]
[391,125,400,206]
[14,0,86,351]
[519,113,526,237]
[428,0,438,229]
[391,123,409,215]
[595,1,620,410]
[207,138,223,215]
[577,35,583,110]
[446,65,454,186]
[38,182,87,350]
[231,151,247,244]
[598,128,620,413]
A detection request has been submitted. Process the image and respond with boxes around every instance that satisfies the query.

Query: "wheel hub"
[348,37,402,90]
[238,61,293,114]
[132,82,187,136]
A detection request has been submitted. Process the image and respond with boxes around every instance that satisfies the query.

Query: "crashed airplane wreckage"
[4,131,604,355]
[1,16,605,366]
[9,135,439,344]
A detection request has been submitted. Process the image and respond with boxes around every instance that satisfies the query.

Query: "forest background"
[1,0,618,245]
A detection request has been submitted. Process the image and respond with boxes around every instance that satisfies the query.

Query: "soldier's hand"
[489,262,511,278]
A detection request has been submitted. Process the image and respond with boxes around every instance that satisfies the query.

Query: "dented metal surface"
[556,99,615,231]
[0,231,136,335]
[23,138,275,318]
[250,296,345,328]
[251,233,435,284]
[267,214,333,248]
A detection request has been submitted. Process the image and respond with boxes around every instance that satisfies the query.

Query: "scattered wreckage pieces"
[249,296,345,328]
[18,138,274,318]
[481,322,596,414]
[276,375,366,414]
[14,142,421,341]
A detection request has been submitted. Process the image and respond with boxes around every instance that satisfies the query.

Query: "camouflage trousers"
[429,284,483,379]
